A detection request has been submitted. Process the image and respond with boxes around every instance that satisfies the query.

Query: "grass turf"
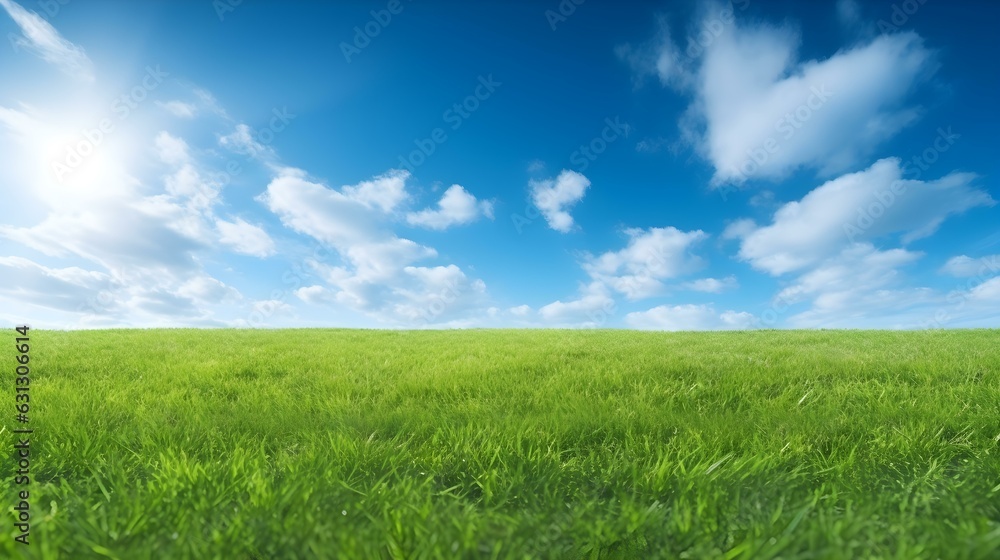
[2,328,999,559]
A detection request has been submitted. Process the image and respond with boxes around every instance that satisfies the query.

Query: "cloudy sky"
[0,0,997,330]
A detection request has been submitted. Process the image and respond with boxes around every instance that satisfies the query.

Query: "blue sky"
[0,0,998,330]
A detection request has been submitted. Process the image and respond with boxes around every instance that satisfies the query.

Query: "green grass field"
[2,329,999,559]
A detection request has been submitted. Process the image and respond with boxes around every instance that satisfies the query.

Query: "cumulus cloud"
[216,217,276,258]
[155,132,190,165]
[508,304,532,317]
[0,256,119,313]
[406,184,494,230]
[682,276,738,293]
[0,0,94,81]
[625,304,755,331]
[177,275,241,303]
[968,277,1000,302]
[529,170,590,233]
[582,227,708,300]
[729,158,993,275]
[0,84,291,327]
[259,168,490,325]
[777,243,936,328]
[538,282,615,326]
[623,4,938,184]
[295,285,335,305]
[341,170,410,213]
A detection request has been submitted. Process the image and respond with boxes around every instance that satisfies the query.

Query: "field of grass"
[1,329,999,559]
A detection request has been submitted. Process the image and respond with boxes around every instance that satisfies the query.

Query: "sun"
[19,104,141,211]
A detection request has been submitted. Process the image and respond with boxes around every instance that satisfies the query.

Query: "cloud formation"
[582,227,708,300]
[530,170,590,233]
[727,158,993,275]
[625,304,755,331]
[621,5,937,184]
[0,0,94,81]
[406,184,494,230]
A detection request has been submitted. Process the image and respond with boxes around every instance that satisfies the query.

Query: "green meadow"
[2,329,999,559]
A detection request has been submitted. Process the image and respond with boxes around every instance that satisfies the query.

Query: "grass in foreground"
[2,329,999,559]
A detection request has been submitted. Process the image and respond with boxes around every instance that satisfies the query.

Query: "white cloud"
[682,276,738,293]
[156,100,197,119]
[219,124,273,159]
[259,170,407,249]
[625,304,755,331]
[341,169,410,213]
[729,158,993,275]
[582,227,708,300]
[0,256,119,313]
[0,0,94,81]
[940,255,1000,278]
[777,243,939,328]
[615,16,690,90]
[406,184,494,230]
[216,217,276,258]
[538,282,615,326]
[968,277,1000,302]
[777,243,921,305]
[177,275,241,303]
[260,168,491,325]
[294,285,335,305]
[155,132,190,165]
[699,29,933,184]
[626,5,938,184]
[508,304,532,317]
[529,170,590,233]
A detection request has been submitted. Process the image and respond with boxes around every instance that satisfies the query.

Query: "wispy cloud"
[0,0,94,81]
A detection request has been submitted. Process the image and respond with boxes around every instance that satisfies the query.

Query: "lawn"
[2,329,999,559]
